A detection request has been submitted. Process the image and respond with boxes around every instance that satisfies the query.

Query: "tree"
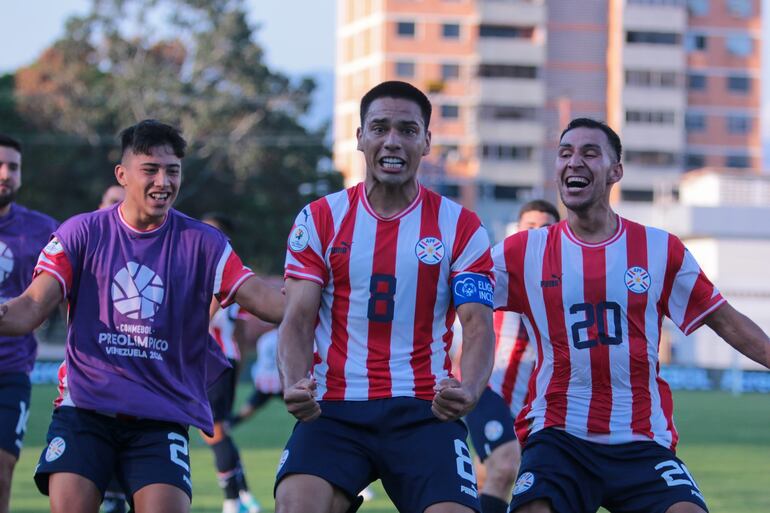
[13,0,340,273]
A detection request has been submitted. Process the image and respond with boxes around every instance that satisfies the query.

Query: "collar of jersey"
[562,215,625,248]
[117,204,169,235]
[358,182,424,221]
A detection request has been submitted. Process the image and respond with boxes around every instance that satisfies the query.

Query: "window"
[626,31,681,45]
[726,34,752,56]
[625,70,680,88]
[685,112,707,132]
[395,61,415,78]
[625,150,677,166]
[442,23,460,39]
[397,21,415,37]
[685,34,707,51]
[726,154,751,168]
[481,144,533,161]
[726,114,752,134]
[687,74,707,90]
[626,110,676,124]
[727,75,751,92]
[479,105,538,121]
[441,104,460,119]
[727,0,752,17]
[687,0,709,15]
[493,185,528,200]
[479,25,534,39]
[441,63,460,80]
[685,154,706,169]
[478,64,538,79]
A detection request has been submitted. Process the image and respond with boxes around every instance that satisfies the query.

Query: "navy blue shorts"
[208,360,238,422]
[509,428,708,513]
[34,407,192,502]
[276,397,481,512]
[466,388,517,461]
[0,372,31,459]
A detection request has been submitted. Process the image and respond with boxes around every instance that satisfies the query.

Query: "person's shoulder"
[13,203,58,230]
[171,210,229,247]
[622,217,678,242]
[424,187,481,222]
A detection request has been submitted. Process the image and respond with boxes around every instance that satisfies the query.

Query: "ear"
[422,129,432,157]
[608,162,623,185]
[356,126,363,151]
[114,164,126,187]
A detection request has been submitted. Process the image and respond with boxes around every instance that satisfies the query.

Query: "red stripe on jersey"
[656,363,678,449]
[585,244,612,434]
[681,270,719,334]
[323,202,358,400]
[659,235,685,319]
[366,219,399,398]
[452,208,480,262]
[211,326,225,352]
[503,231,528,313]
[542,225,570,430]
[625,223,653,437]
[34,240,74,296]
[500,322,529,407]
[54,362,67,408]
[411,194,442,398]
[217,251,255,306]
[310,197,335,257]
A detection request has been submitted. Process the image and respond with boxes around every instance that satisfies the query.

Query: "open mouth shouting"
[147,191,172,207]
[564,176,590,192]
[379,156,406,172]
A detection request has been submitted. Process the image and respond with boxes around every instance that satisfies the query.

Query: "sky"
[1,1,768,144]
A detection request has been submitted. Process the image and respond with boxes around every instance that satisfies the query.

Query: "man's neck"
[364,180,419,218]
[566,204,618,244]
[119,204,167,232]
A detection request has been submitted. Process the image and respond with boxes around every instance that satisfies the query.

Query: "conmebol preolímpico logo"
[111,262,165,319]
[0,241,14,285]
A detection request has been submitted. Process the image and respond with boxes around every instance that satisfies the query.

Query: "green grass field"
[9,386,770,512]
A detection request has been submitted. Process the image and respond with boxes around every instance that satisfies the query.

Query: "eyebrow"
[558,143,602,151]
[369,117,420,126]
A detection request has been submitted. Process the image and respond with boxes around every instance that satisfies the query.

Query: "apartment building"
[334,0,762,237]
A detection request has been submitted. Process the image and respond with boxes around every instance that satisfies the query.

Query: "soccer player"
[494,118,770,513]
[201,212,261,513]
[228,328,282,428]
[0,134,58,513]
[0,119,284,513]
[465,200,559,513]
[275,80,495,513]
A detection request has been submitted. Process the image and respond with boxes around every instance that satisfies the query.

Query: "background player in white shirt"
[466,200,559,513]
[494,118,770,513]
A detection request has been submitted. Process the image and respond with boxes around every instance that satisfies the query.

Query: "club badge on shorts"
[45,436,66,462]
[513,472,535,495]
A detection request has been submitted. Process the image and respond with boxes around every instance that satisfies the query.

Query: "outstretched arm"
[0,273,63,337]
[705,302,770,369]
[432,302,494,421]
[234,275,285,324]
[278,277,323,421]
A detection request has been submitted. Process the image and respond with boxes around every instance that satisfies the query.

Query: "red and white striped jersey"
[210,304,246,361]
[493,217,725,450]
[488,311,535,417]
[285,183,493,401]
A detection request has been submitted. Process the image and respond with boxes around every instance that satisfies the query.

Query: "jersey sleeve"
[33,236,74,298]
[449,209,493,281]
[664,236,725,335]
[492,232,527,313]
[214,244,255,307]
[284,204,329,286]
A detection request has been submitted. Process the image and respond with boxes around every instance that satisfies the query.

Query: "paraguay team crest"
[415,236,445,265]
[111,262,165,320]
[484,420,504,442]
[625,266,651,294]
[513,472,535,495]
[45,436,66,462]
[0,241,14,285]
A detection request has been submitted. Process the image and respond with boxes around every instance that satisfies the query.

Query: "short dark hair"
[202,212,234,235]
[560,118,622,162]
[360,81,432,129]
[519,199,560,222]
[120,119,186,159]
[0,134,22,154]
